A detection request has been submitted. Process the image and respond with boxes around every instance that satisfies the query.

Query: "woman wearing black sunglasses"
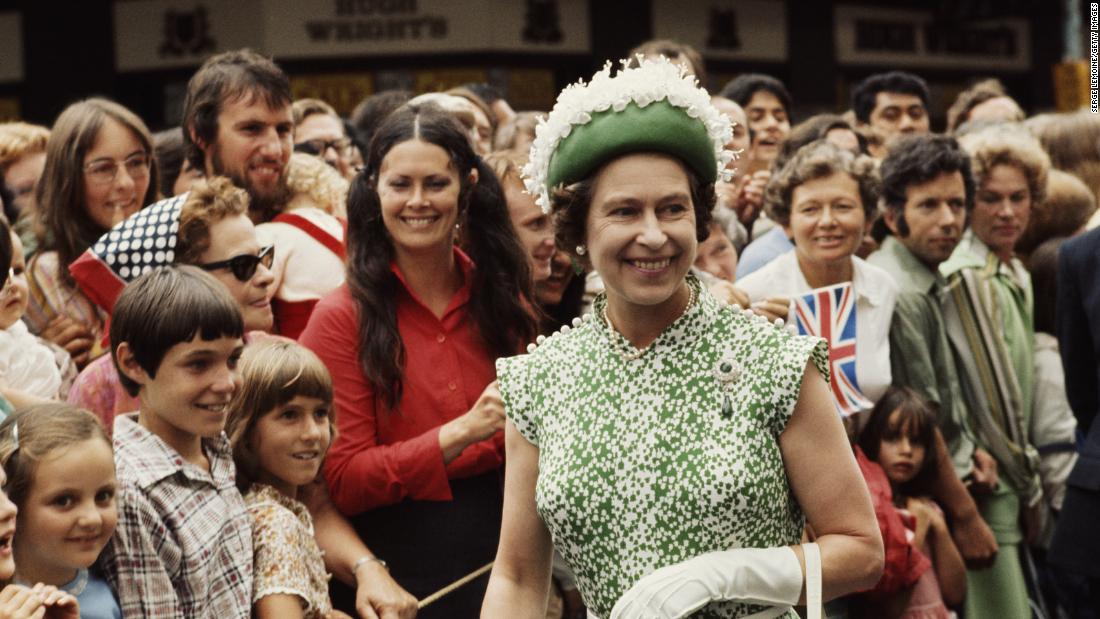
[67,176,278,428]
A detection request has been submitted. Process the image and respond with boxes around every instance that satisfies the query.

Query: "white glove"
[609,546,803,619]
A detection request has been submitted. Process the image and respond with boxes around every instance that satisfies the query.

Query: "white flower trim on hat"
[522,56,737,214]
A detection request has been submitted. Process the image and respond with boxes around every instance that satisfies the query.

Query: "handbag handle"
[803,542,822,619]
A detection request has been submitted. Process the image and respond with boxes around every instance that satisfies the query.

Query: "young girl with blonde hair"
[0,403,118,618]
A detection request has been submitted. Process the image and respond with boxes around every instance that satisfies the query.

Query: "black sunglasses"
[199,245,275,282]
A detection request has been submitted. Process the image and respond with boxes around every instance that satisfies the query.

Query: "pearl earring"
[576,245,587,256]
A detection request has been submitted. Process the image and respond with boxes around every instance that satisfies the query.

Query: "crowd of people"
[0,36,1096,619]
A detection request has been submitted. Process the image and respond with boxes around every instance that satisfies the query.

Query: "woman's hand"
[39,316,93,368]
[354,561,418,619]
[440,382,506,463]
[708,281,749,308]
[748,297,790,324]
[609,547,804,619]
[0,584,41,619]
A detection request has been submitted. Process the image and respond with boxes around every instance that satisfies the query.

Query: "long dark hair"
[347,103,536,410]
[858,386,940,498]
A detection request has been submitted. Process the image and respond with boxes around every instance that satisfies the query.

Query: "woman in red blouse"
[299,104,536,617]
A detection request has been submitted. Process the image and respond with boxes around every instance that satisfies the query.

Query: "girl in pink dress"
[860,387,968,618]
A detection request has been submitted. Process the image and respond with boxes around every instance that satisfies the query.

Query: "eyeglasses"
[199,245,275,282]
[295,137,352,157]
[83,153,151,185]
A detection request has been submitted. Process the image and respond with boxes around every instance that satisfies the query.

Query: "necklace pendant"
[721,394,733,419]
[712,349,742,419]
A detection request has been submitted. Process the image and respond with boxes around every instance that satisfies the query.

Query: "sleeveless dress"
[496,277,829,619]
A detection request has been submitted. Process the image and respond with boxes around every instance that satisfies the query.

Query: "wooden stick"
[417,561,495,609]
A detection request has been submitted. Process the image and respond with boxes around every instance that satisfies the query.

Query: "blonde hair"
[484,150,527,188]
[0,122,49,171]
[286,152,349,216]
[1027,111,1100,205]
[946,79,1021,134]
[175,176,250,265]
[959,125,1050,205]
[224,340,335,491]
[1018,169,1097,255]
[0,404,111,507]
[493,111,543,152]
[292,98,338,126]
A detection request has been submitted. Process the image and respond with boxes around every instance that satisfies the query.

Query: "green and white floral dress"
[496,277,829,619]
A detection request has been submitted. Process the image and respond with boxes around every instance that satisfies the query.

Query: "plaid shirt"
[101,414,252,618]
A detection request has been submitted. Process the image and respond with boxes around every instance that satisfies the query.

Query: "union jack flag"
[793,282,872,417]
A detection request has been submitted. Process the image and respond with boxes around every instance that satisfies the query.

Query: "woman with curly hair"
[737,139,897,420]
[941,125,1051,619]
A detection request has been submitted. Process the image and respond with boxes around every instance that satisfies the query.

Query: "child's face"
[250,395,332,496]
[877,409,927,485]
[129,333,244,449]
[14,439,117,584]
[0,468,17,581]
[0,232,29,330]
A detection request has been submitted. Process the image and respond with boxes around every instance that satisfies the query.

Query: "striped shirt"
[101,414,252,618]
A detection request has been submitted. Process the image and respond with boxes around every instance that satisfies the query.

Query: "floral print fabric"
[245,484,332,618]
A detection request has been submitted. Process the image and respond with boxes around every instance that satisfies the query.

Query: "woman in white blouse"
[738,140,897,415]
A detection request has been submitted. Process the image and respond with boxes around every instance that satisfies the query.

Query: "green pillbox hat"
[546,100,719,196]
[523,57,735,213]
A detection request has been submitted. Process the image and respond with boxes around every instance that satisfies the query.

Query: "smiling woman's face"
[199,214,274,332]
[584,153,697,316]
[82,118,150,229]
[377,138,464,259]
[785,172,866,269]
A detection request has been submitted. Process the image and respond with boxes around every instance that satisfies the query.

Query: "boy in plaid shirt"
[99,266,251,618]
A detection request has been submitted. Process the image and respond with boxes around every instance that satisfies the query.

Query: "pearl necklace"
[602,282,698,361]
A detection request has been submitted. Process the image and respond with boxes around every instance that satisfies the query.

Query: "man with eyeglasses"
[292,98,355,180]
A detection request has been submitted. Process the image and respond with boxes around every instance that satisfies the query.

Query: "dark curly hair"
[718,73,792,115]
[879,134,975,237]
[851,71,930,124]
